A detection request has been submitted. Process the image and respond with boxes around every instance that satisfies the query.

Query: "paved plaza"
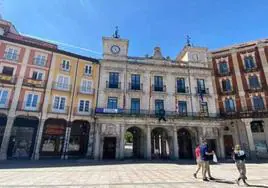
[0,160,268,188]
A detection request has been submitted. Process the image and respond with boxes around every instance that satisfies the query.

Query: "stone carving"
[102,124,119,136]
[203,127,218,138]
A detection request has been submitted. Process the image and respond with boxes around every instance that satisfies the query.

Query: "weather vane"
[113,26,120,39]
[186,35,191,47]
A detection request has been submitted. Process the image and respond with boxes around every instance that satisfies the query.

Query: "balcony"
[3,52,19,62]
[16,101,42,112]
[128,83,143,92]
[33,57,47,67]
[243,66,258,73]
[152,85,166,92]
[176,86,189,94]
[106,81,121,89]
[48,104,69,114]
[195,87,209,95]
[219,89,236,96]
[0,74,17,84]
[245,87,263,93]
[216,70,232,77]
[52,82,72,91]
[220,109,268,119]
[73,107,92,116]
[78,86,95,95]
[23,78,46,88]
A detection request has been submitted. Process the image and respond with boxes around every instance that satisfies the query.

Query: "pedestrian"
[200,139,215,181]
[233,145,249,186]
[193,144,202,178]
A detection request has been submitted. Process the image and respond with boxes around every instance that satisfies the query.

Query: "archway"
[124,126,144,159]
[7,116,39,159]
[151,127,170,159]
[68,120,90,157]
[0,114,7,147]
[177,128,193,159]
[40,118,67,157]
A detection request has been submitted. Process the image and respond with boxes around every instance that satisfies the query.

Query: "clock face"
[111,45,120,54]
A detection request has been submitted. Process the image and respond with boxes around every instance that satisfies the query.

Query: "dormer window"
[244,56,256,71]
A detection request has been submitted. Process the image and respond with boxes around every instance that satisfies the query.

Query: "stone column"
[243,119,256,159]
[61,124,71,159]
[146,125,151,160]
[173,127,178,160]
[219,130,225,159]
[119,125,125,160]
[94,124,100,160]
[0,48,30,160]
[32,119,46,160]
[86,122,95,158]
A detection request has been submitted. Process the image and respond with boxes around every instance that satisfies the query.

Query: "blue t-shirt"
[200,144,208,161]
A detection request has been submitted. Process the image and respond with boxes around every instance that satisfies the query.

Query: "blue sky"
[1,0,268,58]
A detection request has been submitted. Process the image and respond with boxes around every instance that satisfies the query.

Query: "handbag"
[213,154,218,163]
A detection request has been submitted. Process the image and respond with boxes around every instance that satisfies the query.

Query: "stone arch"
[151,127,171,159]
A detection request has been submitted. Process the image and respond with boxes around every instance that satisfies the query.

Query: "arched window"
[253,96,265,110]
[244,56,255,70]
[222,79,232,92]
[251,121,264,133]
[224,98,235,112]
[248,75,260,89]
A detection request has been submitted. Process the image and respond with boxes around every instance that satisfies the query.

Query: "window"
[53,96,66,111]
[244,56,255,70]
[131,98,140,113]
[2,66,14,76]
[32,71,43,80]
[84,65,92,75]
[107,97,118,109]
[222,79,232,92]
[0,89,8,107]
[109,72,119,88]
[177,78,185,93]
[25,94,38,109]
[155,99,164,114]
[197,79,206,93]
[253,96,265,110]
[34,55,46,66]
[219,62,229,74]
[249,75,260,89]
[61,60,70,71]
[57,75,69,90]
[131,74,140,90]
[154,76,163,91]
[224,98,235,112]
[251,121,264,133]
[200,102,208,113]
[79,100,90,112]
[4,48,18,61]
[178,101,187,115]
[80,80,92,93]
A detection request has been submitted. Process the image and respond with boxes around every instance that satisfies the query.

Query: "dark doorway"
[68,121,90,157]
[124,127,144,159]
[0,114,7,147]
[40,119,67,157]
[224,135,234,158]
[207,139,217,153]
[7,116,38,159]
[103,137,116,159]
[178,128,193,159]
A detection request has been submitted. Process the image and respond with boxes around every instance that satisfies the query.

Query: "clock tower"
[102,27,129,60]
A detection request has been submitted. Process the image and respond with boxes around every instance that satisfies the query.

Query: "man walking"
[233,145,249,186]
[200,139,215,181]
[193,144,202,178]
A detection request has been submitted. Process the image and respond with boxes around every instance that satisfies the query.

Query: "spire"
[112,26,120,39]
[186,35,191,47]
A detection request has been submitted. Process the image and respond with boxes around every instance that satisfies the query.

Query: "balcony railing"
[3,52,19,62]
[106,81,121,89]
[73,107,92,116]
[128,83,143,91]
[220,109,268,119]
[78,86,95,94]
[219,89,236,95]
[216,70,232,77]
[23,78,46,88]
[52,82,72,91]
[243,66,258,73]
[0,74,17,84]
[48,104,69,114]
[195,87,209,95]
[176,86,189,94]
[33,57,47,67]
[152,85,166,92]
[245,87,263,93]
[16,101,42,112]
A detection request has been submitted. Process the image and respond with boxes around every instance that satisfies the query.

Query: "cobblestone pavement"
[0,160,268,188]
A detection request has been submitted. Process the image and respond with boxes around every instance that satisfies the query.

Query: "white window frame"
[61,59,70,71]
[34,53,47,66]
[56,74,70,90]
[84,64,92,76]
[78,99,91,114]
[0,88,10,108]
[52,95,67,113]
[30,69,45,80]
[80,79,93,94]
[23,91,41,111]
[4,46,20,61]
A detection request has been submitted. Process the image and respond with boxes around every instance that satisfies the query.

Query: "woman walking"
[233,145,249,186]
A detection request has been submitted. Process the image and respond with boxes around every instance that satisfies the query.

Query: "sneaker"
[193,173,197,178]
[203,178,209,181]
[209,177,215,180]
